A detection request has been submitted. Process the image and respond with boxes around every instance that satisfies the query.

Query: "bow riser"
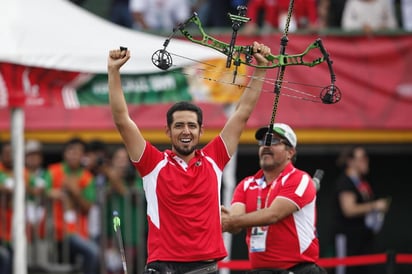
[178,14,331,70]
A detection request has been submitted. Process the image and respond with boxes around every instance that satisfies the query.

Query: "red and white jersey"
[232,163,319,269]
[133,136,230,263]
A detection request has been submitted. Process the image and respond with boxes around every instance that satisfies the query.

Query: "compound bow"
[152,1,342,144]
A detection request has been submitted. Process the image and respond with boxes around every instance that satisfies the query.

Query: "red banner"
[0,63,82,108]
[1,34,412,136]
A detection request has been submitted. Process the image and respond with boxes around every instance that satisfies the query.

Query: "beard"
[261,160,277,171]
[259,154,278,171]
[173,144,196,156]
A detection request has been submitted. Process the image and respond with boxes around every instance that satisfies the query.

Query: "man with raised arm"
[107,42,271,274]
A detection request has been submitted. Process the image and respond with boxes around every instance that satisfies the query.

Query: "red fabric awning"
[1,34,412,143]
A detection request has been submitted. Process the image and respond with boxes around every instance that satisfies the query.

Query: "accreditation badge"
[250,226,268,252]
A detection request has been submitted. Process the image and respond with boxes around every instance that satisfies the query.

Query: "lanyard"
[257,187,262,210]
[256,178,264,210]
[264,179,277,208]
[256,176,277,210]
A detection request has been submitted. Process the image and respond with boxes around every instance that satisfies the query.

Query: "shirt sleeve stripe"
[295,174,309,197]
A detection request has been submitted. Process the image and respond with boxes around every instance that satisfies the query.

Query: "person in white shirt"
[129,0,190,32]
[341,0,398,33]
[401,0,412,31]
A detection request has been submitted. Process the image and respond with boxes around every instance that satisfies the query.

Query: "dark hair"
[0,141,10,153]
[291,149,297,164]
[166,101,203,127]
[64,137,87,151]
[336,145,365,169]
[87,139,106,152]
[284,145,297,164]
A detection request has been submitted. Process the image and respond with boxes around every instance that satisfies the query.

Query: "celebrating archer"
[107,41,272,274]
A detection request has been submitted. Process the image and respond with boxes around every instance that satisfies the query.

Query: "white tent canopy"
[0,0,222,73]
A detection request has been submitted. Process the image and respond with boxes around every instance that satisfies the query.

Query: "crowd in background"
[0,140,394,274]
[68,0,412,34]
[0,138,146,274]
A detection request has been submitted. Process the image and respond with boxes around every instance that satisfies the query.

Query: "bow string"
[151,2,342,126]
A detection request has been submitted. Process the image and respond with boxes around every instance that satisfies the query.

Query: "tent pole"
[11,106,27,274]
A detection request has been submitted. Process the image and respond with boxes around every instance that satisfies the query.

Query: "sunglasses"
[258,137,291,147]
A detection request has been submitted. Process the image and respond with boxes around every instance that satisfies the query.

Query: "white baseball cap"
[255,123,297,148]
[25,140,42,154]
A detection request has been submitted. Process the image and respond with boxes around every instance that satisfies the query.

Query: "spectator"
[190,0,210,25]
[341,0,398,34]
[0,142,31,274]
[324,0,348,28]
[109,0,134,28]
[243,0,320,35]
[0,245,11,274]
[333,145,391,274]
[104,146,145,274]
[107,42,271,274]
[400,0,412,31]
[221,123,326,274]
[83,139,109,249]
[0,142,33,274]
[278,0,320,32]
[242,0,279,35]
[0,142,15,274]
[25,140,48,266]
[207,0,236,27]
[44,138,100,274]
[25,140,47,220]
[317,0,331,28]
[129,0,191,32]
[84,140,108,177]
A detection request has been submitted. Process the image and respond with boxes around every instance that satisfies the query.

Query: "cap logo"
[274,127,286,135]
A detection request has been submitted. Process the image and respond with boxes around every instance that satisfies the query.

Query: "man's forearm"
[108,68,129,124]
[229,207,279,230]
[236,68,266,116]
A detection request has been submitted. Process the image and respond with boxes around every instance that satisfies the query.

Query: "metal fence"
[0,183,146,274]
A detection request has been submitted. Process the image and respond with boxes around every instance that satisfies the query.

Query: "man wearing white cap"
[221,123,326,274]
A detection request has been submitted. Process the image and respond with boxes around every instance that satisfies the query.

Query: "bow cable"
[264,0,295,146]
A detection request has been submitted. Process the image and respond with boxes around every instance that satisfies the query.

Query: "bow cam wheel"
[152,49,172,70]
[320,85,342,104]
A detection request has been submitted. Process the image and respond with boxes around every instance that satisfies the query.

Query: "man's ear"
[165,125,171,138]
[289,147,297,163]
